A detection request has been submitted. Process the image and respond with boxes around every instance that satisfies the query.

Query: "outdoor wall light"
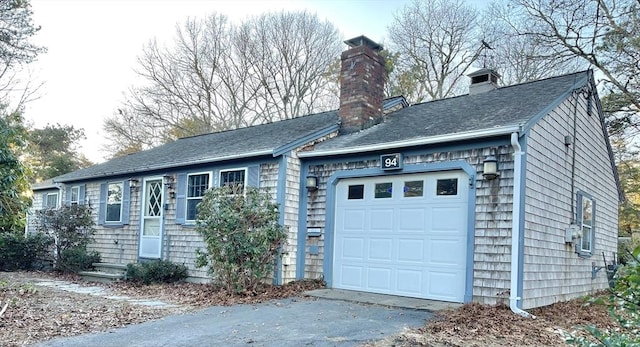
[482,155,499,180]
[163,174,175,189]
[129,178,140,192]
[169,191,176,199]
[306,175,318,191]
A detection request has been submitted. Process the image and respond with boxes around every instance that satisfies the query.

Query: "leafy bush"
[36,204,95,272]
[125,260,188,284]
[56,247,101,273]
[0,232,53,271]
[195,185,287,293]
[569,246,640,346]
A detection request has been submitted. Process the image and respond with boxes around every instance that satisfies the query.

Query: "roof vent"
[468,68,500,95]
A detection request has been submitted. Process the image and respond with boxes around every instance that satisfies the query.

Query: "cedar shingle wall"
[282,155,301,283]
[523,94,618,309]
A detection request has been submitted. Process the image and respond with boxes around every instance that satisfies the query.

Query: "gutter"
[298,126,521,158]
[510,132,535,318]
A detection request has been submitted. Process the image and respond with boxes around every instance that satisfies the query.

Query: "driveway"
[34,296,433,347]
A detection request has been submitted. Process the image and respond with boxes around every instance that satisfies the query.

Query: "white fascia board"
[298,126,521,158]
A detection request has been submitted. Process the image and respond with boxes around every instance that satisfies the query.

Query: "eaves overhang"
[52,149,274,183]
[297,125,522,158]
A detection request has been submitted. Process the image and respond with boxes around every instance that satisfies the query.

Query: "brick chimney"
[339,36,385,134]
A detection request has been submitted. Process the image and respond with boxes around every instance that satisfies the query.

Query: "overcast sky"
[23,0,485,163]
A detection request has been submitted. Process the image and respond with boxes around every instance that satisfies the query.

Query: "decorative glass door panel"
[139,179,163,258]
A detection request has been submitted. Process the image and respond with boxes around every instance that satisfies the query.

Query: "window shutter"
[248,165,260,187]
[65,186,72,206]
[41,193,47,209]
[175,173,187,224]
[122,181,131,225]
[98,183,107,225]
[79,185,86,205]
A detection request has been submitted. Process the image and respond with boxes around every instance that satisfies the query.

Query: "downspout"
[510,132,535,318]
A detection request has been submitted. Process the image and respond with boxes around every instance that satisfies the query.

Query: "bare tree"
[387,0,482,103]
[239,11,341,122]
[103,11,341,157]
[480,2,582,85]
[504,0,639,111]
[0,0,45,109]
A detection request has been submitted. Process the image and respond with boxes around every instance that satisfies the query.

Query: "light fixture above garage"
[482,155,499,180]
[306,175,318,191]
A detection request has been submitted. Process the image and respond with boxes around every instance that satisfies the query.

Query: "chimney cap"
[344,35,383,52]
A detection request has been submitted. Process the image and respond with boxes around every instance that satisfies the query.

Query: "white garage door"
[333,171,469,302]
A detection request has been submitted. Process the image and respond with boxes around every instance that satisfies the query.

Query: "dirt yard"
[1,271,617,347]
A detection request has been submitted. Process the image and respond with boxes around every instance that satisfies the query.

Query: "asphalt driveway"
[34,296,433,347]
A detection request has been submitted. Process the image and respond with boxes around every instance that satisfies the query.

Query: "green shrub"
[569,246,640,346]
[195,185,287,293]
[0,232,53,271]
[125,260,188,284]
[36,204,96,272]
[56,247,101,273]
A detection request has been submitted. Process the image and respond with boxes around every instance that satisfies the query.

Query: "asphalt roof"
[53,110,339,182]
[309,71,588,152]
[51,71,589,184]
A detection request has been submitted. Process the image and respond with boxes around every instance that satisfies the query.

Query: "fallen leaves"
[376,293,618,347]
[1,270,617,347]
[0,271,325,347]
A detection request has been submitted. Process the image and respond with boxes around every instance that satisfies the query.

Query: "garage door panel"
[429,238,466,266]
[398,208,426,231]
[334,171,468,303]
[341,237,365,259]
[343,209,366,231]
[370,208,394,232]
[397,269,423,294]
[367,267,392,291]
[430,207,467,232]
[397,239,424,262]
[428,270,465,301]
[368,238,393,261]
[339,265,364,287]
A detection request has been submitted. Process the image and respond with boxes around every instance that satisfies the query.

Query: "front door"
[139,178,163,258]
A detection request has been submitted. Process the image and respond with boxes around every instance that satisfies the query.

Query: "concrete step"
[92,262,128,275]
[78,271,124,283]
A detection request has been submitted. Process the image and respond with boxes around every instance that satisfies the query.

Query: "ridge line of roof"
[407,70,590,108]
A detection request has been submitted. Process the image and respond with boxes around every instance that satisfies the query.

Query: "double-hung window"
[220,168,247,194]
[186,173,211,222]
[70,186,80,205]
[45,193,58,209]
[106,182,123,223]
[577,192,595,256]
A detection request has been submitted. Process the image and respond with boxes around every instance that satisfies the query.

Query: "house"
[27,36,621,311]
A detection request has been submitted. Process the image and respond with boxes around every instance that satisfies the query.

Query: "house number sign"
[381,153,402,170]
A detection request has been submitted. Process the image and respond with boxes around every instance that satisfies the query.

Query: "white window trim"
[46,192,59,209]
[219,167,248,191]
[106,182,124,223]
[185,171,212,223]
[576,191,596,256]
[70,186,80,205]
